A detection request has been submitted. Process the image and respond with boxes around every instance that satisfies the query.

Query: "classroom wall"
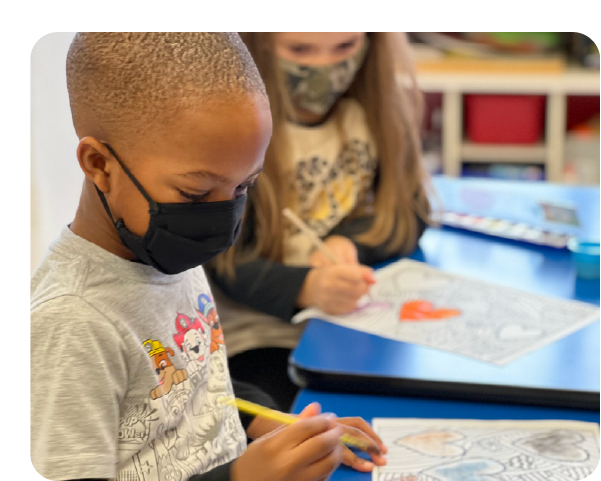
[31,32,81,275]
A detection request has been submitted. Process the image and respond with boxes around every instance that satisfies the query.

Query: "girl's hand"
[232,415,345,481]
[298,402,388,473]
[297,265,375,314]
[310,235,359,267]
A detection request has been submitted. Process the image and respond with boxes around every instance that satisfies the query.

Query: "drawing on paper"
[292,259,600,365]
[372,418,600,481]
[399,300,461,322]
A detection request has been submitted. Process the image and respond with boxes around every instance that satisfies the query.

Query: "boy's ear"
[76,137,113,193]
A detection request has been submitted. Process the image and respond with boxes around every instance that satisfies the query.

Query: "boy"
[31,33,386,481]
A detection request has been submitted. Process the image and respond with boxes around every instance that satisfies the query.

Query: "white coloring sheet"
[292,260,599,365]
[372,418,600,481]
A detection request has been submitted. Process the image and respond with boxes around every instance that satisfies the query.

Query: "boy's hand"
[246,402,333,440]
[298,403,388,473]
[298,265,375,314]
[232,416,345,481]
[310,236,359,267]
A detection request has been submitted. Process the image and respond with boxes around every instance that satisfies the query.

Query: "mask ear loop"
[93,143,159,269]
[95,183,117,225]
[101,143,160,214]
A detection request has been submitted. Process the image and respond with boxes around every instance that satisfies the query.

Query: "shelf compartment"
[460,142,547,163]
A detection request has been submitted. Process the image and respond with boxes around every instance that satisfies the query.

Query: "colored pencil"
[223,397,370,451]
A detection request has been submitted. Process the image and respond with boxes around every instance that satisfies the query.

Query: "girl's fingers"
[323,297,360,315]
[336,266,372,283]
[311,252,332,268]
[334,274,372,298]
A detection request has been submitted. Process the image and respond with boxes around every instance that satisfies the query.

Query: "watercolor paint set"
[436,211,574,248]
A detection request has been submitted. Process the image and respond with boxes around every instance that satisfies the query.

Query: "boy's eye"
[235,180,257,197]
[178,190,210,203]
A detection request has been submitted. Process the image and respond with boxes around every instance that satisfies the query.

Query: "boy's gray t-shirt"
[31,227,247,481]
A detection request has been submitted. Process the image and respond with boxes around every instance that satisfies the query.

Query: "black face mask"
[96,143,246,275]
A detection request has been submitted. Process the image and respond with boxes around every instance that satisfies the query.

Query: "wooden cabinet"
[415,68,600,182]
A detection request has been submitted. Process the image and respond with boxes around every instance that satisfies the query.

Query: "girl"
[207,32,431,411]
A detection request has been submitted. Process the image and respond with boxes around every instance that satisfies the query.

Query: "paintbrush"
[283,208,341,265]
[282,208,376,298]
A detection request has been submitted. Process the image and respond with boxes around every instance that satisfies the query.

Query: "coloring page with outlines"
[292,259,600,365]
[372,418,600,481]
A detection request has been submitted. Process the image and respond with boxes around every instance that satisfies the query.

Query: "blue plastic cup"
[568,238,600,280]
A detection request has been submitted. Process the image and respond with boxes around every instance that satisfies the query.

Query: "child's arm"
[207,259,311,320]
[328,211,428,266]
[208,259,373,319]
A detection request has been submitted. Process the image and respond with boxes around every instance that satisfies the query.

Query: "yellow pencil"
[223,397,370,451]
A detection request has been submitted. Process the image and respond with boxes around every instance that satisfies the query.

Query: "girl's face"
[273,32,366,66]
[272,33,367,124]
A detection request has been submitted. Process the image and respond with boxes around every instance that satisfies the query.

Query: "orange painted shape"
[400,300,461,322]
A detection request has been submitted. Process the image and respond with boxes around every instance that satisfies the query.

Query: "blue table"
[289,178,600,410]
[290,389,600,481]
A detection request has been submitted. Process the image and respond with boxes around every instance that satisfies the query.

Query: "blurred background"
[411,32,600,182]
[30,32,600,274]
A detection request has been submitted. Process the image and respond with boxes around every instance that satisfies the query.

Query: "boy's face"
[96,93,272,237]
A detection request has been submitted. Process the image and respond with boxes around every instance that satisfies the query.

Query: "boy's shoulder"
[31,228,93,311]
[31,226,210,321]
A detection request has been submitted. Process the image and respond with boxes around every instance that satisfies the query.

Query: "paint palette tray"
[435,211,574,249]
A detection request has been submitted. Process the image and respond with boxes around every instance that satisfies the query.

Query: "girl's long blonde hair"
[215,32,431,276]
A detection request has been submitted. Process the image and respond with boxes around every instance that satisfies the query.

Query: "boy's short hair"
[66,32,267,138]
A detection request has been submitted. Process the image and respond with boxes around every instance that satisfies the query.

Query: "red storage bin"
[464,94,546,144]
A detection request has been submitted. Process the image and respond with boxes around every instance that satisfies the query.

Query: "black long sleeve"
[188,461,233,481]
[207,188,427,321]
[231,378,280,430]
[207,259,311,322]
[329,211,428,266]
[207,212,427,321]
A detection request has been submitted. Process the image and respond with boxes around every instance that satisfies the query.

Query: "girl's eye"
[288,44,312,55]
[336,41,357,52]
[178,190,210,203]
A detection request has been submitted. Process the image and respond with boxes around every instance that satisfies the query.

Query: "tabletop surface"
[290,389,600,481]
[289,177,600,405]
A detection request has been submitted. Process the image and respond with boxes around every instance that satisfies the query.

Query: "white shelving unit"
[415,68,600,181]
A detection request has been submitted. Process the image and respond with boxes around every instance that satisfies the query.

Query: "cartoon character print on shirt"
[173,313,209,376]
[195,294,225,354]
[144,339,188,400]
[172,312,209,416]
[290,139,377,238]
[128,293,245,481]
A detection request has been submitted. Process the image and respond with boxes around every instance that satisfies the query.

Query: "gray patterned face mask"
[278,36,369,117]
